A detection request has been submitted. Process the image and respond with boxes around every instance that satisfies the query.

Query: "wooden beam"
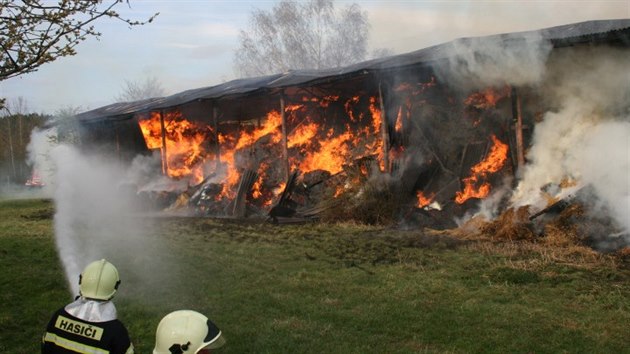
[213,105,221,169]
[232,169,258,218]
[378,82,390,173]
[511,87,525,170]
[280,92,290,181]
[159,110,168,176]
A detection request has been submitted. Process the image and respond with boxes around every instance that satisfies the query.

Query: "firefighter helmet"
[153,310,225,354]
[79,259,120,301]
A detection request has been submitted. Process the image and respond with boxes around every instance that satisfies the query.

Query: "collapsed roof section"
[74,19,630,124]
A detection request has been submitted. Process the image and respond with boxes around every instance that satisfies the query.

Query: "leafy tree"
[234,0,369,77]
[0,1,157,82]
[115,76,165,102]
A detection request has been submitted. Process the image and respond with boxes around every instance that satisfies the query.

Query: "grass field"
[1,198,629,353]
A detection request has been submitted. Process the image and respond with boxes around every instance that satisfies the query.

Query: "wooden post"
[280,92,290,181]
[378,82,390,173]
[213,105,221,169]
[115,123,121,161]
[159,110,168,176]
[511,87,525,170]
[232,169,258,218]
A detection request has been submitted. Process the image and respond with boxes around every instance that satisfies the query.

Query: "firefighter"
[153,310,225,354]
[42,259,134,354]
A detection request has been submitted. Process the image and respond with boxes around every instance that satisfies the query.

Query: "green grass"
[1,199,629,353]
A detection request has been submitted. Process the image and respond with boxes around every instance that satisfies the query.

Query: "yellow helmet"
[79,259,120,301]
[153,310,225,354]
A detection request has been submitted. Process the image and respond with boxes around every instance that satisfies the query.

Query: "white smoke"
[511,47,630,235]
[48,142,178,299]
[457,176,514,227]
[576,121,630,231]
[437,31,553,90]
[3,127,58,199]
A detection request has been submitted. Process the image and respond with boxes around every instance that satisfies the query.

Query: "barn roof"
[75,19,630,123]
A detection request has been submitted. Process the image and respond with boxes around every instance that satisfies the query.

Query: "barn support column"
[213,105,221,169]
[378,82,390,173]
[511,87,525,171]
[159,110,168,176]
[280,92,290,182]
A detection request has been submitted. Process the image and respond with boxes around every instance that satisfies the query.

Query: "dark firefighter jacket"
[42,298,134,354]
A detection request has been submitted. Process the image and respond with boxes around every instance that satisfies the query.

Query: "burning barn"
[70,19,630,246]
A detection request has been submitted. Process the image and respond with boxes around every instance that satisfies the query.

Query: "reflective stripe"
[125,343,135,354]
[43,332,110,354]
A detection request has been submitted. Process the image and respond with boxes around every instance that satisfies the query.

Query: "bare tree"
[54,105,83,119]
[51,105,83,145]
[234,0,369,77]
[115,76,166,102]
[0,1,157,82]
[0,1,157,109]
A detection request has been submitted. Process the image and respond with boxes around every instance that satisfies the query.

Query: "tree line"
[0,110,49,185]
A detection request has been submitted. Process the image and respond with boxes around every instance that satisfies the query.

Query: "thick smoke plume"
[512,47,630,239]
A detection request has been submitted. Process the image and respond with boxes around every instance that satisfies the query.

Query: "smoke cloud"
[436,31,553,90]
[511,47,630,238]
[26,128,56,195]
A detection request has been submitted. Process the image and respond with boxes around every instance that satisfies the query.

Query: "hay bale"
[479,206,535,241]
[319,177,404,225]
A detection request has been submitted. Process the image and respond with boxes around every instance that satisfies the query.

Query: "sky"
[0,0,628,114]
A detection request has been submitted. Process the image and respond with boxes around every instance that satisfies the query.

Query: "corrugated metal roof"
[75,19,630,123]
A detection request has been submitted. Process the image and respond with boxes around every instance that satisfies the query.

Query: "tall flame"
[298,129,353,174]
[218,110,283,199]
[455,135,508,204]
[285,95,384,176]
[138,112,212,185]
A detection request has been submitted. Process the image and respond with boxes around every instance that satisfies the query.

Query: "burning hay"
[478,206,535,241]
[441,193,629,260]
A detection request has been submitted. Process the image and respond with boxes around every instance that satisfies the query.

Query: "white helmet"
[153,310,225,354]
[79,259,120,301]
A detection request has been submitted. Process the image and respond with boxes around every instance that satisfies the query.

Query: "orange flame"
[219,110,283,200]
[367,97,384,171]
[298,129,353,174]
[273,182,286,196]
[284,95,384,176]
[395,106,403,133]
[344,96,361,122]
[288,123,319,148]
[455,135,508,204]
[139,92,388,208]
[252,176,263,199]
[464,86,510,110]
[416,191,434,208]
[138,112,212,185]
